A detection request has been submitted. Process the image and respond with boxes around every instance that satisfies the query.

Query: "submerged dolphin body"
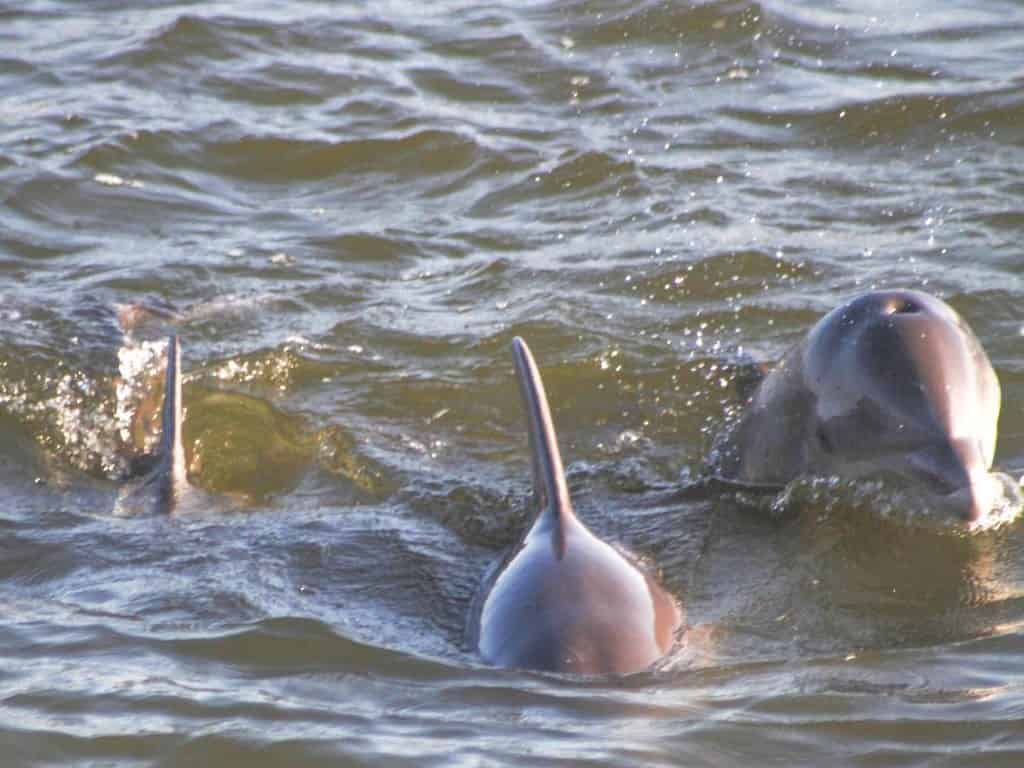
[117,334,191,515]
[471,338,681,674]
[714,290,1002,523]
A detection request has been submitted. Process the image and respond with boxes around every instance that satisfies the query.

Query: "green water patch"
[183,387,314,503]
[182,386,386,504]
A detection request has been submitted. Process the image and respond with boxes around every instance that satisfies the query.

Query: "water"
[3,0,1024,764]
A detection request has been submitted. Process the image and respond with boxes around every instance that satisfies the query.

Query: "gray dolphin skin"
[473,337,681,674]
[118,335,190,515]
[153,334,189,512]
[716,289,1001,523]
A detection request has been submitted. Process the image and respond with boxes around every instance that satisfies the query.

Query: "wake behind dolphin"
[712,289,1017,527]
[469,338,681,674]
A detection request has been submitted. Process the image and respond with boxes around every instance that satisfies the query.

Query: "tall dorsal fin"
[155,334,188,509]
[511,338,574,550]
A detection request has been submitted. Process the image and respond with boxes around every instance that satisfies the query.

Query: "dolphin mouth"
[939,471,1023,530]
[836,462,1019,530]
[905,439,1000,525]
[941,481,989,525]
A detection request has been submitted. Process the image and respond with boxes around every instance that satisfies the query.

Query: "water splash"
[114,337,168,453]
[0,363,128,478]
[770,472,1023,533]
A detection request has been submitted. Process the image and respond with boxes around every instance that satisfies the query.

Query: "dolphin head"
[801,290,1000,523]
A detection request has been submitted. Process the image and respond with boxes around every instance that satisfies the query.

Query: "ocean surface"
[3,1,1024,765]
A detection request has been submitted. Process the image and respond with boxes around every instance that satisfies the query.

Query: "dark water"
[3,0,1024,764]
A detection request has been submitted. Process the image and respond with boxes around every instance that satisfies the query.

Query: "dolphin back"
[471,337,683,673]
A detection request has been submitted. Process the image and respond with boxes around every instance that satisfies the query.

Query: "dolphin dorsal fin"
[511,338,574,551]
[156,334,188,506]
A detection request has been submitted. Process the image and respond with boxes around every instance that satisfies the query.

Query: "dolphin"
[713,289,1002,523]
[470,337,681,674]
[116,334,191,515]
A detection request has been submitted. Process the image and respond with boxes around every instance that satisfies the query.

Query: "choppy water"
[3,0,1024,764]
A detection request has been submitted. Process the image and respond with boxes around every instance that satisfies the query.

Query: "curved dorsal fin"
[156,334,188,509]
[511,338,574,551]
